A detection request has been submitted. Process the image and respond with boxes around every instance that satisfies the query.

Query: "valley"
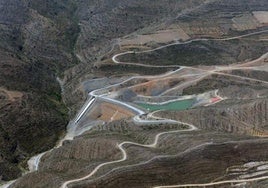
[7,29,268,188]
[0,0,268,188]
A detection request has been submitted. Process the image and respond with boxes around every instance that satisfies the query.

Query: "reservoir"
[136,98,194,111]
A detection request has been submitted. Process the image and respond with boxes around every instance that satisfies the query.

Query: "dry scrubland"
[1,0,268,187]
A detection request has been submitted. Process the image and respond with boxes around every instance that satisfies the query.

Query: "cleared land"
[253,11,268,24]
[5,1,268,187]
[120,29,190,47]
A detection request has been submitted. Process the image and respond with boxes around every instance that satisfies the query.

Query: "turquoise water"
[136,99,194,111]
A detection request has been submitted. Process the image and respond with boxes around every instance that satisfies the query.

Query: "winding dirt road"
[4,29,267,188]
[60,29,268,188]
[60,113,197,188]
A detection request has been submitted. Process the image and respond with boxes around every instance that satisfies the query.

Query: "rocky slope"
[1,0,268,186]
[0,0,79,180]
[0,0,212,181]
[165,69,268,136]
[63,0,268,116]
[117,38,268,66]
[62,0,210,115]
[10,121,183,187]
[74,139,268,188]
[10,120,268,188]
[158,98,268,136]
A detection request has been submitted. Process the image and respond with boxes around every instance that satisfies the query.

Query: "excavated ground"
[3,0,268,187]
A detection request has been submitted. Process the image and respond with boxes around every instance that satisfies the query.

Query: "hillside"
[0,0,78,180]
[1,0,268,187]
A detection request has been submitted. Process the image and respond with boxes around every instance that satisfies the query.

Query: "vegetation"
[118,39,268,66]
[98,62,174,76]
[0,0,81,180]
[182,74,266,95]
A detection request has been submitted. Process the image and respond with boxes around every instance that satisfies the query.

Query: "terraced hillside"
[11,113,268,188]
[0,0,211,182]
[1,0,268,187]
[117,38,268,66]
